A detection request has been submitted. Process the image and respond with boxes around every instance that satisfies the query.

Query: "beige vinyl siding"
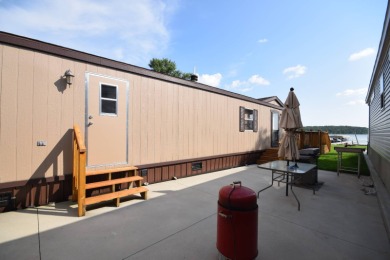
[154,80,162,163]
[123,74,273,165]
[1,45,18,183]
[32,52,49,180]
[0,43,280,183]
[130,73,141,165]
[0,46,87,182]
[17,49,34,181]
[126,84,272,165]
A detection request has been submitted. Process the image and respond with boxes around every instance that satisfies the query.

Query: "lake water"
[330,134,368,145]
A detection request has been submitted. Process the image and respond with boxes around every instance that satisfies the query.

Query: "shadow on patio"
[0,165,389,259]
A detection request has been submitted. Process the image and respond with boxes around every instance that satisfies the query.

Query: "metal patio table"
[257,160,317,211]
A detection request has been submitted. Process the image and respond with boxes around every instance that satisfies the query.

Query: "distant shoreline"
[303,126,368,135]
[329,134,368,145]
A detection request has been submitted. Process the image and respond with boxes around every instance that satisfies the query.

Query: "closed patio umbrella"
[278,88,303,165]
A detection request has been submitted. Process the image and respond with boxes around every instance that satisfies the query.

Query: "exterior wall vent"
[0,192,12,208]
[140,169,148,177]
[192,162,202,171]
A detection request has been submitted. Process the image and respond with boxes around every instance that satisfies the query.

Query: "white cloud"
[198,73,223,87]
[283,65,307,79]
[336,88,366,96]
[248,75,270,85]
[348,48,375,61]
[226,74,270,93]
[0,0,179,66]
[258,38,268,43]
[347,100,365,106]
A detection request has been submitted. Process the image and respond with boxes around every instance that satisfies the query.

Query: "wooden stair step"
[86,166,138,176]
[85,187,149,206]
[257,148,280,165]
[85,176,143,190]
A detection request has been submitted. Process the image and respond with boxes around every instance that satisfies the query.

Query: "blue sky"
[0,0,387,127]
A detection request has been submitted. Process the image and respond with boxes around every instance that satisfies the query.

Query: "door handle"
[87,122,93,126]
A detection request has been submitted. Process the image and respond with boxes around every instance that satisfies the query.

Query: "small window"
[239,106,258,132]
[381,93,385,109]
[244,109,254,130]
[100,84,117,115]
[380,73,385,109]
[380,73,384,94]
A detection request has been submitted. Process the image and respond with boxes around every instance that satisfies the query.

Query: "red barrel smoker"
[217,181,258,260]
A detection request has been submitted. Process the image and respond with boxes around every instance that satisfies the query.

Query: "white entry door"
[86,73,129,167]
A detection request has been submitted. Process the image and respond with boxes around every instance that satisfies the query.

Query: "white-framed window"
[100,84,118,115]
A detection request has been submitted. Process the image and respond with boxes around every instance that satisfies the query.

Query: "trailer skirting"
[0,150,262,212]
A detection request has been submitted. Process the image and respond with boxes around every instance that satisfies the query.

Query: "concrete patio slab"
[0,165,389,260]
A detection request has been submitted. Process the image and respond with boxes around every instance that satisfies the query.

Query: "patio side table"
[334,147,366,178]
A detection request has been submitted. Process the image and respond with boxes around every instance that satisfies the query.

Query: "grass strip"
[318,144,370,176]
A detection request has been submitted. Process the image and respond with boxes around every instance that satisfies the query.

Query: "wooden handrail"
[74,124,86,152]
[72,124,86,217]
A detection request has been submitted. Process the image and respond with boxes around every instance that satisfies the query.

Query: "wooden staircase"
[72,125,148,217]
[85,166,148,207]
[256,148,280,164]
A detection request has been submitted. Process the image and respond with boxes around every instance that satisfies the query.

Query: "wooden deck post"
[72,135,79,202]
[78,150,86,217]
[73,125,87,217]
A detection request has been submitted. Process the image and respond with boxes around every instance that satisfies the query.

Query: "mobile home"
[0,32,283,211]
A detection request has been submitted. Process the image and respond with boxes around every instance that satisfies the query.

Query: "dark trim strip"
[0,31,282,110]
[0,150,264,189]
[0,175,72,189]
[135,150,264,169]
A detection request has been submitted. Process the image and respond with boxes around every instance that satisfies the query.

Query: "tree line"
[302,126,368,134]
[149,58,192,80]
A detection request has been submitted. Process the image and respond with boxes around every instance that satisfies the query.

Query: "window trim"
[100,83,118,116]
[239,106,258,132]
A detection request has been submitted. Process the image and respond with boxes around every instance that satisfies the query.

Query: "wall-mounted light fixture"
[64,69,75,85]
